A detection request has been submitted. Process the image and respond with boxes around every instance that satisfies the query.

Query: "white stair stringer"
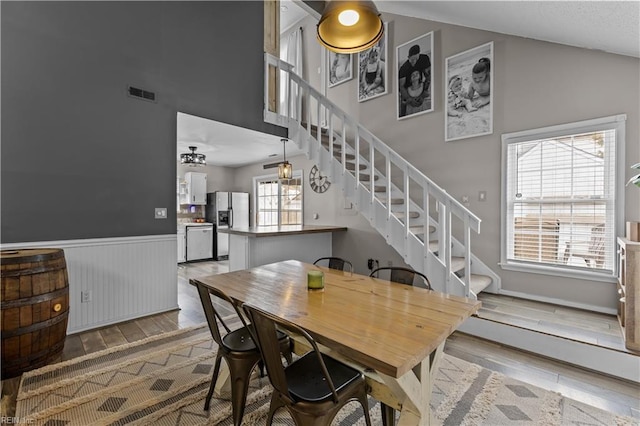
[265,53,501,299]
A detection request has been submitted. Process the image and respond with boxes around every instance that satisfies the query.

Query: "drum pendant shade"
[317,1,384,53]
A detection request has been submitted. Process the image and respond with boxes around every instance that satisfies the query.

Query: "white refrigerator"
[205,192,249,260]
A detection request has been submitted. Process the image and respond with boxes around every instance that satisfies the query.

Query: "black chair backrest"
[313,257,353,272]
[195,281,250,345]
[369,266,432,290]
[243,303,340,403]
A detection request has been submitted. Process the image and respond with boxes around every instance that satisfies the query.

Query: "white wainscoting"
[1,235,178,334]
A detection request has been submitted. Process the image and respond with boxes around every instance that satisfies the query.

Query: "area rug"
[16,323,635,426]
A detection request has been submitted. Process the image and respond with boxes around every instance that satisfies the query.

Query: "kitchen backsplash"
[177,205,206,224]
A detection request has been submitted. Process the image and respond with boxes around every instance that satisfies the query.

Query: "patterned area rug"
[16,323,635,425]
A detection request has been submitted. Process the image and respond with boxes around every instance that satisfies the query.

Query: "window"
[255,172,303,227]
[501,115,626,280]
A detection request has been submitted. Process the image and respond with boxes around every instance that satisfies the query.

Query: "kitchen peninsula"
[219,225,347,271]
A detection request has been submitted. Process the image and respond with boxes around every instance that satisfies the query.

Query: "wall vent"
[127,86,156,102]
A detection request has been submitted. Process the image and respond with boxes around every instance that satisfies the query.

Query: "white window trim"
[500,114,626,282]
[253,170,304,227]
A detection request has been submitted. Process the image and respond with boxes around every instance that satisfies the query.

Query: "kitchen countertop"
[218,225,347,237]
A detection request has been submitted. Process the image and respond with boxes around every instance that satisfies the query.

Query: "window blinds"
[505,128,617,272]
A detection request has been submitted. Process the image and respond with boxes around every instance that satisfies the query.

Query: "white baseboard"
[2,235,178,334]
[67,305,180,335]
[496,288,617,315]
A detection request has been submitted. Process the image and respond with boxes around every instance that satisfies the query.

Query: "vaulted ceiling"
[178,1,639,168]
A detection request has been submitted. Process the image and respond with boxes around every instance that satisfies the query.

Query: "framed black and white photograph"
[328,52,353,88]
[396,32,434,120]
[358,22,388,102]
[445,41,493,141]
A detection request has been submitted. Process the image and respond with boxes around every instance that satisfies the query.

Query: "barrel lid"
[1,248,65,265]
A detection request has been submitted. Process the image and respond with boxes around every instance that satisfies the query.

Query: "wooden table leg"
[378,342,445,426]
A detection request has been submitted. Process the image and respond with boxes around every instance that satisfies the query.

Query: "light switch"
[155,208,167,219]
[479,191,487,202]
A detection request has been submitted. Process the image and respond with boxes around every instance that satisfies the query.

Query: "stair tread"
[411,225,436,234]
[318,134,335,144]
[359,174,379,181]
[321,140,342,150]
[381,198,404,205]
[374,186,386,192]
[345,162,367,171]
[470,274,493,295]
[451,256,465,272]
[394,211,420,219]
[334,152,356,160]
[302,122,328,134]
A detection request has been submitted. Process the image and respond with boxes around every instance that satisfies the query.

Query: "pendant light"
[180,146,206,166]
[278,139,293,180]
[317,0,383,53]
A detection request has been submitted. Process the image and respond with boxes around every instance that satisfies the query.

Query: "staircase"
[264,53,499,299]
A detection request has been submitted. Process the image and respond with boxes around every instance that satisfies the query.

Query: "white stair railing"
[264,53,496,298]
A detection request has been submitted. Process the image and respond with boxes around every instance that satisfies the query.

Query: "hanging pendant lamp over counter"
[278,138,293,180]
[317,0,384,53]
[180,146,206,166]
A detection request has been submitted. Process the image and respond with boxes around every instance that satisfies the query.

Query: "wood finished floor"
[1,260,638,420]
[476,292,629,352]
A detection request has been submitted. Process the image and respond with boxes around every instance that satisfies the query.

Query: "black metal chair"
[313,256,353,272]
[243,303,372,426]
[369,266,432,290]
[195,282,292,426]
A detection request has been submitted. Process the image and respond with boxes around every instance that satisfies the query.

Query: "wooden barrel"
[1,248,69,379]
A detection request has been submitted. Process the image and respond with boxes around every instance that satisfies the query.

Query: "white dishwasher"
[186,225,213,261]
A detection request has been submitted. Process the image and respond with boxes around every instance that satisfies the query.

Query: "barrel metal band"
[0,251,64,265]
[0,287,69,309]
[1,309,69,338]
[1,265,67,277]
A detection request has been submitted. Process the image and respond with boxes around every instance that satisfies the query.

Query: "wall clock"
[309,165,331,193]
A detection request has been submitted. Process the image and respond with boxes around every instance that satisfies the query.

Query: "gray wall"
[1,1,285,243]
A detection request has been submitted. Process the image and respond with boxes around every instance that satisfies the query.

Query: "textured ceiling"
[377,1,639,58]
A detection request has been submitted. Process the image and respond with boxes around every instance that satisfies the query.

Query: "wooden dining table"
[191,260,481,426]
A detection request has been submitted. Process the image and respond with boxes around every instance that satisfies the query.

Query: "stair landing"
[476,293,627,352]
[461,292,639,382]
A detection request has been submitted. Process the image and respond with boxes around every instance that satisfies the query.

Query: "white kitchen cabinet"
[177,177,188,207]
[177,227,186,263]
[184,172,207,205]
